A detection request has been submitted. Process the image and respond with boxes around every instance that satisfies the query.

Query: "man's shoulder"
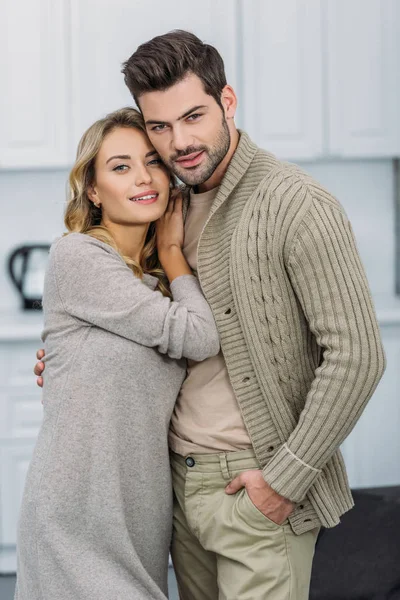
[241,133,306,191]
[231,131,345,219]
[250,150,344,217]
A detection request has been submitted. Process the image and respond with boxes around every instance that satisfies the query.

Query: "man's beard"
[166,117,231,186]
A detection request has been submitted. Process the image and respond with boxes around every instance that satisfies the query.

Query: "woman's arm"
[156,193,193,282]
[51,233,219,362]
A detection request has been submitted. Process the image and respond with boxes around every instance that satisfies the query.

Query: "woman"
[15,108,219,600]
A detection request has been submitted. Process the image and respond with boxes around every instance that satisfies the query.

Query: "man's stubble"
[165,116,231,187]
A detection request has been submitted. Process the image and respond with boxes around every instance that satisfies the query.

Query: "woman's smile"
[129,189,159,204]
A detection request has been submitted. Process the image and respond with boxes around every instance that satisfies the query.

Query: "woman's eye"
[147,158,162,166]
[113,164,129,172]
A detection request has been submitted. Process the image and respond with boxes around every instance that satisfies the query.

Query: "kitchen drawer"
[0,388,42,439]
[0,342,41,387]
[0,443,36,545]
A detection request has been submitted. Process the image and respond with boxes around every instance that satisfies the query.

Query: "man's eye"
[152,124,167,132]
[113,164,129,172]
[187,113,201,121]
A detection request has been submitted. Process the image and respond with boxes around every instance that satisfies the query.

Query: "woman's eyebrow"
[106,154,131,164]
[105,150,158,164]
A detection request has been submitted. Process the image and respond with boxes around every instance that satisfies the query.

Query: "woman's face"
[89,126,171,226]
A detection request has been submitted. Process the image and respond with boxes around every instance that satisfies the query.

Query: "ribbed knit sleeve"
[262,199,386,502]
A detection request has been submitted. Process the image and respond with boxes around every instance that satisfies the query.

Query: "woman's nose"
[134,165,152,186]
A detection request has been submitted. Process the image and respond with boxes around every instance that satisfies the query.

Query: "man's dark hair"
[122,30,227,109]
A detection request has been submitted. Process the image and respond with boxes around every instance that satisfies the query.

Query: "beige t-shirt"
[168,187,252,455]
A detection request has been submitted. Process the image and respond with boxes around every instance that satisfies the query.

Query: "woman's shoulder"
[50,232,122,266]
[52,232,117,252]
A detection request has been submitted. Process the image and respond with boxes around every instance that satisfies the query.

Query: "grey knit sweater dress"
[15,233,220,600]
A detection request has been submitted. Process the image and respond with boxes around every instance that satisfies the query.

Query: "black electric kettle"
[8,244,51,310]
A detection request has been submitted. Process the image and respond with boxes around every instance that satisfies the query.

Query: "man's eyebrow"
[106,154,130,164]
[178,105,208,120]
[145,105,208,126]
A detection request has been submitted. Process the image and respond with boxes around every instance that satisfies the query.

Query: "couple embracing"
[15,30,385,600]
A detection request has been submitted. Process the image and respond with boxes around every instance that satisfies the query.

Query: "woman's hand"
[156,192,184,255]
[156,192,192,283]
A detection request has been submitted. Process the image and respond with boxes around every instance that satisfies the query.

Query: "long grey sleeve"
[48,233,219,361]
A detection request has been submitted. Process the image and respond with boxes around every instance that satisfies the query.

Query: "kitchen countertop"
[0,296,399,341]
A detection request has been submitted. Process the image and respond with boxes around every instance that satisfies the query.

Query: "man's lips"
[174,150,205,168]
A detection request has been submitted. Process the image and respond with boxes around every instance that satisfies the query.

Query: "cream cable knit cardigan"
[189,131,386,534]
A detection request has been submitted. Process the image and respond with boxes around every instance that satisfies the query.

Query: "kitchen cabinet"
[0,315,43,573]
[69,0,240,153]
[2,0,400,168]
[0,0,70,169]
[326,0,400,158]
[0,444,36,569]
[1,0,239,169]
[239,0,400,160]
[240,0,324,160]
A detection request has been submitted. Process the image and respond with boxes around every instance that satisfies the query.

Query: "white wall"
[0,158,395,311]
[300,158,395,302]
[0,169,67,311]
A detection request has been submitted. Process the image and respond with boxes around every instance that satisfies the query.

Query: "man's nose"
[172,127,192,153]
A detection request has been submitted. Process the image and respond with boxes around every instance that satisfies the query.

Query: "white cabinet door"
[326,0,400,157]
[0,443,35,547]
[0,340,42,573]
[341,324,400,488]
[240,0,323,160]
[0,0,70,169]
[0,341,43,441]
[70,0,239,153]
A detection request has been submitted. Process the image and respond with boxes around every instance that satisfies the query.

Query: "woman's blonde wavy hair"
[65,107,174,297]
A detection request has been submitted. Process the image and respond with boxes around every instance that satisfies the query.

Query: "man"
[35,30,386,599]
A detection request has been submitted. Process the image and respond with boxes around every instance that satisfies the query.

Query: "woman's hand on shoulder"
[156,191,192,282]
[156,191,184,257]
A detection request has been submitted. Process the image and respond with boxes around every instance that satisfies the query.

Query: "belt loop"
[219,453,231,481]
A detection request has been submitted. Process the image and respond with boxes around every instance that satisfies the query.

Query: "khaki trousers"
[170,449,319,600]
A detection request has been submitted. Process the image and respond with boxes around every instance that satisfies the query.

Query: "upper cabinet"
[240,0,400,160]
[1,0,400,168]
[0,0,70,168]
[326,0,400,158]
[240,0,324,161]
[69,0,239,153]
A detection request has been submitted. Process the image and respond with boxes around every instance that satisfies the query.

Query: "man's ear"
[220,85,237,120]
